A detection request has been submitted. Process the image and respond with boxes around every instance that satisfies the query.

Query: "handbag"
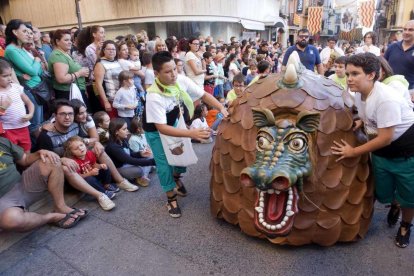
[30,80,51,105]
[159,111,198,167]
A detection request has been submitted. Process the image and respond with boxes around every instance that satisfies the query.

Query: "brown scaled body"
[210,69,374,246]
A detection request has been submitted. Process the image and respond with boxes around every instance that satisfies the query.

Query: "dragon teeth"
[255,206,263,213]
[275,190,281,195]
[267,189,274,194]
[286,210,295,217]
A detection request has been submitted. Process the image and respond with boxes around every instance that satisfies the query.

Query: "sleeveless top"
[100,59,123,101]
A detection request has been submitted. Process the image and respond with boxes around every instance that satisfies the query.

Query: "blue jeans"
[24,89,43,133]
[84,168,112,192]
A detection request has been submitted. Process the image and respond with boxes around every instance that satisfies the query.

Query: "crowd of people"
[0,17,413,248]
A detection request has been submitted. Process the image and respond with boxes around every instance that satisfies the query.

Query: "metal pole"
[75,0,83,29]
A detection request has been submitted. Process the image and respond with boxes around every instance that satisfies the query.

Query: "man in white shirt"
[319,37,345,77]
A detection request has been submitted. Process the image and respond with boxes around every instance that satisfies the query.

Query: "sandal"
[395,221,412,248]
[70,208,89,220]
[166,194,181,218]
[173,174,187,197]
[51,213,81,229]
[387,203,400,227]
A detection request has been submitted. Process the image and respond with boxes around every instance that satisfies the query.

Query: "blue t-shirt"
[384,41,414,89]
[282,45,321,71]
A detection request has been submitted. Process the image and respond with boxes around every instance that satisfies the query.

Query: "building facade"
[0,0,288,45]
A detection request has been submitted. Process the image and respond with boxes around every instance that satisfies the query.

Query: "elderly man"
[0,137,86,231]
[385,20,414,99]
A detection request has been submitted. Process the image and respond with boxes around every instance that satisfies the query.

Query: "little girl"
[64,136,119,200]
[105,118,156,187]
[129,116,154,183]
[190,104,213,144]
[112,70,138,128]
[93,111,111,145]
[0,59,34,152]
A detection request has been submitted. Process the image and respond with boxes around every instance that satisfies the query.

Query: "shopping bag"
[69,82,84,104]
[159,114,198,167]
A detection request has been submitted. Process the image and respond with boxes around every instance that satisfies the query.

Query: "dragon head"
[240,108,320,237]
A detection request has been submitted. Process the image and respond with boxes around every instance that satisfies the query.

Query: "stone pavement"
[0,142,413,276]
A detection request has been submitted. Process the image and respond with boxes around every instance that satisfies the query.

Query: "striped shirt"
[0,83,30,130]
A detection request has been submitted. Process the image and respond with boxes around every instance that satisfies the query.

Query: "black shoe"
[167,194,181,218]
[395,221,412,248]
[387,203,400,227]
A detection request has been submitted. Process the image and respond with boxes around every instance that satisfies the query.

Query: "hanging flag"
[337,0,358,32]
[359,0,375,28]
[294,13,301,26]
[308,6,323,35]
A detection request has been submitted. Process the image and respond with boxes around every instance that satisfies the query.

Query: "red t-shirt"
[72,150,97,174]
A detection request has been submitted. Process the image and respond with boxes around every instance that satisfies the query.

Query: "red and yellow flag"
[359,0,375,28]
[308,7,323,35]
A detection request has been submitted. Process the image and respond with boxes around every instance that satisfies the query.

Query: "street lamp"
[75,0,82,29]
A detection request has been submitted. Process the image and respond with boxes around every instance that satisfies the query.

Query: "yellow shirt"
[226,89,237,102]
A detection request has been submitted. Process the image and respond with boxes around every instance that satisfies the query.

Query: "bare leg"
[400,208,414,235]
[38,161,74,214]
[98,152,124,183]
[0,207,72,232]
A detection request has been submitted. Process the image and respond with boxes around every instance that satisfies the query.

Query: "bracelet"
[70,73,74,83]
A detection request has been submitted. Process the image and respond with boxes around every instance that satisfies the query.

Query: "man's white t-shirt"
[145,74,205,125]
[354,81,414,141]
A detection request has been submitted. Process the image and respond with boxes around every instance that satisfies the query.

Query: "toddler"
[64,136,119,199]
[0,59,34,152]
[112,70,138,129]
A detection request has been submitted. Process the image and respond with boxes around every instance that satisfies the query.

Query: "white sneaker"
[98,193,116,211]
[117,178,139,192]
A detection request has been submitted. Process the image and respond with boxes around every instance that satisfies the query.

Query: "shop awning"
[240,19,265,31]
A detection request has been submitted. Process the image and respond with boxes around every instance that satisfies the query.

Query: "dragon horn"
[282,64,298,85]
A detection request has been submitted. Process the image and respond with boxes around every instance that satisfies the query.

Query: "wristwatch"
[83,138,90,145]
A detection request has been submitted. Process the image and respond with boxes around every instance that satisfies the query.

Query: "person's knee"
[38,159,63,178]
[0,208,26,231]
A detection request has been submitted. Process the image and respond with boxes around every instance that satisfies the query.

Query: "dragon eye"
[288,138,306,152]
[257,136,271,151]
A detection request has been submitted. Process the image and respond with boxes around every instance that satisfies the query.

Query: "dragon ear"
[296,110,321,133]
[251,107,275,127]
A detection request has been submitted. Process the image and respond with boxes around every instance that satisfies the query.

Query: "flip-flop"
[51,213,80,229]
[70,208,89,220]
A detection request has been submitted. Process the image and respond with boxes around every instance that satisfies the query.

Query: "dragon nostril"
[271,177,290,191]
[240,173,254,187]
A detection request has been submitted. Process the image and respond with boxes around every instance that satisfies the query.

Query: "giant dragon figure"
[210,53,374,246]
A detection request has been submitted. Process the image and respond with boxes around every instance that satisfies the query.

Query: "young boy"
[143,51,228,218]
[247,60,271,87]
[226,73,245,105]
[203,51,216,95]
[328,56,347,90]
[331,53,414,248]
[245,60,258,85]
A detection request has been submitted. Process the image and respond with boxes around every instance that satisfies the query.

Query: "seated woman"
[71,99,99,145]
[105,118,155,187]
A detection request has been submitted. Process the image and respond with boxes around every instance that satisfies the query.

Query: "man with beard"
[282,29,323,74]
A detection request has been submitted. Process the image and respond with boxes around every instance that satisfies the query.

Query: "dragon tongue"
[266,192,286,222]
